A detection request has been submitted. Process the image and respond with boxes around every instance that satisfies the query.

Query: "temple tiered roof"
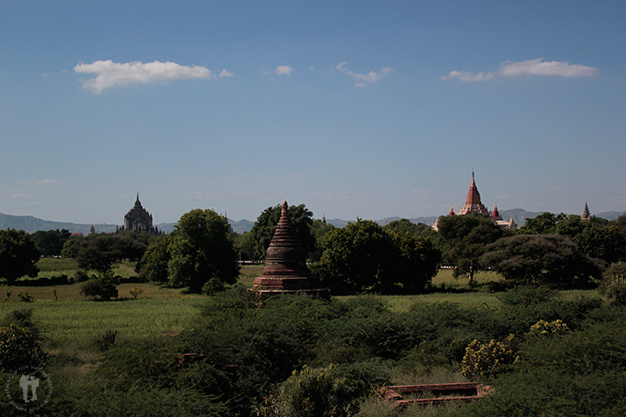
[457,172,489,215]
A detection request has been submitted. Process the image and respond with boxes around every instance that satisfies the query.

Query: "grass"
[0,263,602,364]
[0,297,202,359]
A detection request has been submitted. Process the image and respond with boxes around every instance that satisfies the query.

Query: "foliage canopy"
[480,234,602,288]
[0,228,40,282]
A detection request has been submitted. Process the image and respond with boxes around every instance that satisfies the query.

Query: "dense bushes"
[80,271,120,301]
[457,320,626,416]
[22,285,625,416]
[0,309,47,372]
[257,364,388,417]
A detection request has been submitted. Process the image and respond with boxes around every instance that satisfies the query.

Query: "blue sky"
[1,1,625,225]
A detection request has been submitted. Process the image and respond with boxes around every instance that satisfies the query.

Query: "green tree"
[388,231,442,293]
[609,212,626,236]
[519,212,567,234]
[167,209,239,292]
[479,234,602,288]
[74,234,123,273]
[382,218,421,235]
[0,228,40,283]
[79,271,120,301]
[250,203,315,260]
[315,220,399,294]
[233,231,256,261]
[139,235,171,284]
[309,219,336,262]
[436,213,504,283]
[554,216,626,264]
[30,229,71,257]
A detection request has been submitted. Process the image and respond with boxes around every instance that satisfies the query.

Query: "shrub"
[95,330,118,352]
[599,263,626,306]
[525,319,569,338]
[460,320,626,416]
[2,308,40,337]
[80,271,120,301]
[498,285,558,307]
[202,277,225,295]
[0,323,48,371]
[129,287,144,299]
[18,292,34,302]
[257,363,388,417]
[601,280,626,306]
[73,269,90,283]
[461,335,519,381]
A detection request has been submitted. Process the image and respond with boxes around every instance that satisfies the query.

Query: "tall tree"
[609,213,626,236]
[0,229,40,282]
[523,213,626,264]
[316,220,398,294]
[75,234,123,273]
[250,203,315,260]
[519,212,567,234]
[31,229,71,257]
[436,213,504,283]
[387,231,442,292]
[138,236,170,284]
[309,219,336,262]
[167,209,239,292]
[480,234,602,288]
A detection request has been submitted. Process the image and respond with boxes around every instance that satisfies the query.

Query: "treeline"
[2,205,626,298]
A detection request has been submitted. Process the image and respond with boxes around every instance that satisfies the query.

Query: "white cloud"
[11,193,35,199]
[442,58,598,83]
[336,62,393,87]
[499,58,598,77]
[73,60,215,93]
[219,69,234,77]
[440,70,495,82]
[18,179,60,186]
[276,65,294,76]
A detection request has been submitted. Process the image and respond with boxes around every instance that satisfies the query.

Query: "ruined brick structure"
[253,201,329,298]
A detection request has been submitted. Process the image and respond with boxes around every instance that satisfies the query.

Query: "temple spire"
[253,201,328,298]
[581,202,591,221]
[457,172,488,215]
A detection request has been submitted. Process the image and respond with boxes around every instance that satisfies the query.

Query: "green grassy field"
[0,262,600,360]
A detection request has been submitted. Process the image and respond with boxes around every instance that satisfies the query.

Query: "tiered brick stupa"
[253,201,329,298]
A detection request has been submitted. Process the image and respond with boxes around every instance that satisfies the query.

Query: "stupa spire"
[253,201,328,297]
[581,202,591,221]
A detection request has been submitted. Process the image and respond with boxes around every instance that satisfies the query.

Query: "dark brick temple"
[253,201,329,298]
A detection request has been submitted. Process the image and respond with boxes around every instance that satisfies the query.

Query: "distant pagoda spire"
[253,201,329,297]
[457,172,489,215]
[492,204,502,220]
[448,205,455,216]
[581,202,591,221]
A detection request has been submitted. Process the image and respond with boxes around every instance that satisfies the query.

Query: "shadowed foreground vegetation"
[1,264,623,416]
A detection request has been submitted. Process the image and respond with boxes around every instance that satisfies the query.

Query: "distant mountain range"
[1,209,623,235]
